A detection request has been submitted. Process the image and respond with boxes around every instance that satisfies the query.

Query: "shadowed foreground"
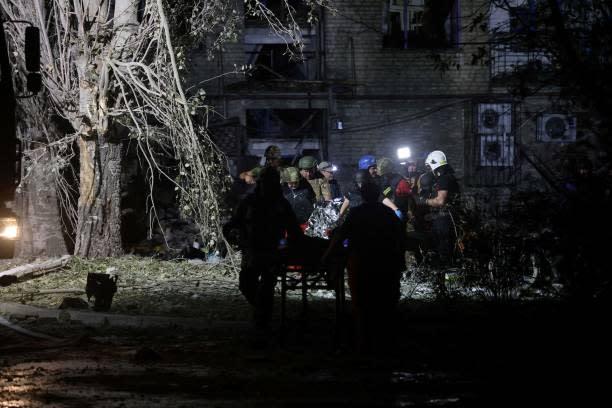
[1,297,609,407]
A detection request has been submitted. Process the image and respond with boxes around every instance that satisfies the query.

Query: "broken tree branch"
[0,255,72,287]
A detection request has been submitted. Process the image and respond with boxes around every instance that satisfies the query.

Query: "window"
[383,0,460,49]
[246,44,317,81]
[246,109,324,139]
[245,109,326,160]
[489,0,552,79]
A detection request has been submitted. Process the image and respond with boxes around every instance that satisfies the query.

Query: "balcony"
[490,43,552,81]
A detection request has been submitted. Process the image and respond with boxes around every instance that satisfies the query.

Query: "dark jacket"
[283,184,315,224]
[339,202,406,272]
[225,193,302,253]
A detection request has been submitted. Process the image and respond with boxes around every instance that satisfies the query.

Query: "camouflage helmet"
[298,155,318,170]
[264,145,282,159]
[284,167,300,183]
[376,157,395,176]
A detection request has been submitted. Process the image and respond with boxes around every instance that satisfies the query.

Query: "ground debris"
[0,255,244,318]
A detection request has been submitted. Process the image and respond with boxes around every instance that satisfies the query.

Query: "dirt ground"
[0,257,609,407]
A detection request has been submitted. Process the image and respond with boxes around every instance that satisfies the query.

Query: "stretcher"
[278,236,346,345]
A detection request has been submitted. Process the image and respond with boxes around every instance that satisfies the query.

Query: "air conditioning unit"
[538,114,577,142]
[479,134,515,167]
[477,103,512,134]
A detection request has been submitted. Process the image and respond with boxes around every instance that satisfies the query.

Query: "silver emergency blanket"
[304,198,343,239]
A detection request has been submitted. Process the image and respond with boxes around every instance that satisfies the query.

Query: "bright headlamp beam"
[397,147,411,160]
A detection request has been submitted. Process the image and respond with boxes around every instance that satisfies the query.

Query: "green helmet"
[298,155,318,170]
[284,167,300,183]
[377,157,395,176]
[264,145,282,159]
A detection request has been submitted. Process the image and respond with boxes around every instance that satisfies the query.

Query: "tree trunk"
[74,135,123,258]
[15,151,69,257]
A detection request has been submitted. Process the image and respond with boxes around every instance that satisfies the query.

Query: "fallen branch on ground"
[0,255,72,287]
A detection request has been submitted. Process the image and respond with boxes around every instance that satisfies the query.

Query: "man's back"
[233,193,300,252]
[282,184,314,224]
[341,202,405,270]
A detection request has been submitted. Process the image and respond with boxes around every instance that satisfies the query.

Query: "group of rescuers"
[224,145,459,348]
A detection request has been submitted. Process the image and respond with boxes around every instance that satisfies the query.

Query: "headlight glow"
[0,218,19,240]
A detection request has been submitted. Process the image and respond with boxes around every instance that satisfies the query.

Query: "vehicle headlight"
[0,218,19,240]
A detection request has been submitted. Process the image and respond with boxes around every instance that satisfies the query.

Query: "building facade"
[188,0,584,204]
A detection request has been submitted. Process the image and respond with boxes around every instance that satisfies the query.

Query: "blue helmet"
[358,155,376,170]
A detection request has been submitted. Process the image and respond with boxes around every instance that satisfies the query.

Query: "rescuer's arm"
[339,197,350,217]
[425,190,448,208]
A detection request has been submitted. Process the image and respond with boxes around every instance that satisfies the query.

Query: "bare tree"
[1,0,328,258]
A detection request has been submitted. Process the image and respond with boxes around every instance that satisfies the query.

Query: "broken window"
[245,43,318,81]
[245,109,326,160]
[383,0,460,49]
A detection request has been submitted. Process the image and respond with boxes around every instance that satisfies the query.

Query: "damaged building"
[190,0,586,208]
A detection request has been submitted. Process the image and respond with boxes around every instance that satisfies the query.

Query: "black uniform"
[345,170,373,211]
[336,185,405,350]
[224,170,302,328]
[283,181,315,224]
[430,165,460,267]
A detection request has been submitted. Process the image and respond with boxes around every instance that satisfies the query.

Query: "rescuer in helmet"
[339,169,373,218]
[358,155,378,178]
[282,166,315,228]
[317,161,342,201]
[298,155,324,201]
[377,157,412,220]
[239,145,283,185]
[413,150,460,297]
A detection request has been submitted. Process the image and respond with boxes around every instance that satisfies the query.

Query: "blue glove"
[394,209,403,219]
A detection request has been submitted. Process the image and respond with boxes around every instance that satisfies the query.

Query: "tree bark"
[15,150,70,257]
[74,135,123,258]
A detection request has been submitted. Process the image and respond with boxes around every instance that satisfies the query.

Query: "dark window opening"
[245,109,327,163]
[383,0,460,49]
[246,109,324,139]
[245,0,311,27]
[246,44,317,81]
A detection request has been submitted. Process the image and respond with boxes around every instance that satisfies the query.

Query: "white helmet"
[425,150,447,171]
